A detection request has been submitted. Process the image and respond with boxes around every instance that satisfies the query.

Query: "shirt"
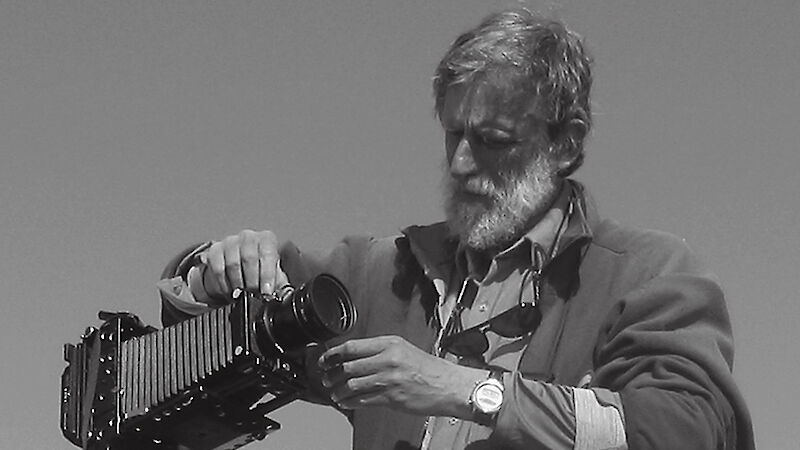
[418,185,625,450]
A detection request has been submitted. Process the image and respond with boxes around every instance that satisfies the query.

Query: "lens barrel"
[258,274,356,353]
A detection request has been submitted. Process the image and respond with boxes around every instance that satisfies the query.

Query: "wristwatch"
[469,369,505,425]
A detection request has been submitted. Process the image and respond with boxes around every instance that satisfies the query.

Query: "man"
[159,9,753,450]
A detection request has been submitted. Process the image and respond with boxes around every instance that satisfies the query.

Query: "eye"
[477,129,517,149]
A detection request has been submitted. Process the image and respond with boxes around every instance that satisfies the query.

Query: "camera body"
[61,274,356,450]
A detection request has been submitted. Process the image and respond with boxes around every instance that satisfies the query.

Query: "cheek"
[505,140,551,169]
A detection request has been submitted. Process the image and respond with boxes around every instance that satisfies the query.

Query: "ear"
[553,118,588,171]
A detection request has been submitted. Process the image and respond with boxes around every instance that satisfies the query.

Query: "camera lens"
[259,274,357,353]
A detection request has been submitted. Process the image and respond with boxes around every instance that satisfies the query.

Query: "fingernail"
[263,282,272,294]
[330,395,349,410]
[335,401,352,410]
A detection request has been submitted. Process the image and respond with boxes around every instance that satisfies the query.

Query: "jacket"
[160,181,754,450]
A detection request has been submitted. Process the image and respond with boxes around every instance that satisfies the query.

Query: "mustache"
[448,175,498,196]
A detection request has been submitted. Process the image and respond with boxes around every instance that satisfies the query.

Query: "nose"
[449,136,478,176]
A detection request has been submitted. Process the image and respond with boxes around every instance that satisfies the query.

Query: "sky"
[1,0,798,448]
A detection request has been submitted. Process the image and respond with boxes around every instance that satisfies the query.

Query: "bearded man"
[158,8,753,450]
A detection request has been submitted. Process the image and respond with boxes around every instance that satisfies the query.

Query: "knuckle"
[206,247,225,271]
[386,372,404,386]
[240,232,257,248]
[387,336,403,346]
[240,246,258,261]
[208,240,223,253]
[341,341,355,354]
[386,352,401,366]
[259,238,278,255]
[381,336,404,351]
[259,232,278,248]
[258,230,277,241]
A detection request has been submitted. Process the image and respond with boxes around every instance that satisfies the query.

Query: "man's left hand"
[318,335,484,418]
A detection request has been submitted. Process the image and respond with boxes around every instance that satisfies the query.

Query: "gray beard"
[443,154,560,252]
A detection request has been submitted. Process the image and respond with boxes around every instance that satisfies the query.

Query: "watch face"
[474,383,503,413]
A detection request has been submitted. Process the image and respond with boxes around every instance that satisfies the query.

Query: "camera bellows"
[120,304,234,417]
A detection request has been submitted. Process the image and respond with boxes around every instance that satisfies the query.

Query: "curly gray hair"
[433,8,593,176]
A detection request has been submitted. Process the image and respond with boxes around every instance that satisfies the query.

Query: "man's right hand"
[201,229,289,298]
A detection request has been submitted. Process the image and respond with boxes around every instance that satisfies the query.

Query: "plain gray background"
[1,1,797,448]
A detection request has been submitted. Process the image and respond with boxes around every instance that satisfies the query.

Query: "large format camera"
[61,274,356,450]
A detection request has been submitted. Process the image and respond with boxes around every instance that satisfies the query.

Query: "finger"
[334,392,387,410]
[205,241,230,295]
[328,373,389,409]
[223,235,244,291]
[334,390,390,410]
[319,336,399,369]
[239,230,260,291]
[274,260,289,291]
[321,353,385,388]
[257,231,279,293]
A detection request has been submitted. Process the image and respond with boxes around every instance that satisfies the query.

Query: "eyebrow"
[442,98,520,133]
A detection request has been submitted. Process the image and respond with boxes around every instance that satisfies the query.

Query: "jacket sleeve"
[157,237,371,326]
[592,272,753,450]
[492,229,753,450]
[492,374,625,449]
[491,272,752,450]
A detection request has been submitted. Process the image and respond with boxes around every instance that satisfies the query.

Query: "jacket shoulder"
[589,218,708,278]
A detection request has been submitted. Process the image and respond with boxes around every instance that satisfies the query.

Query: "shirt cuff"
[573,387,627,450]
[492,373,628,450]
[156,276,211,317]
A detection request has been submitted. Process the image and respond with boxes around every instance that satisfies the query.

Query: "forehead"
[441,76,546,130]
